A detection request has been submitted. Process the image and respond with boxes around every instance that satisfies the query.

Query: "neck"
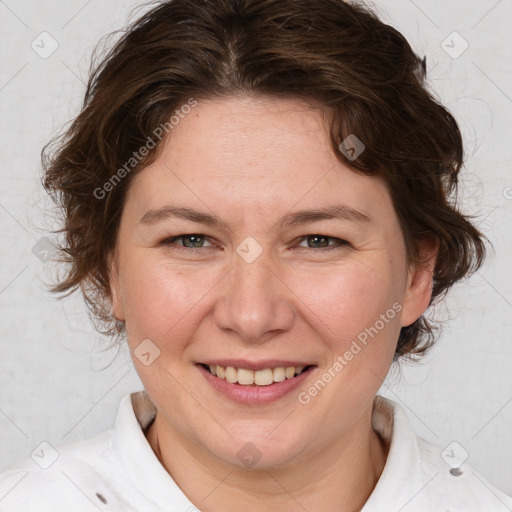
[145,403,388,512]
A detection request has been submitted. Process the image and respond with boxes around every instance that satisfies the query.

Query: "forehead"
[125,95,394,225]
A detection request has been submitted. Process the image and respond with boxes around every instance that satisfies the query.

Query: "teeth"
[285,367,295,379]
[206,364,308,386]
[237,368,254,385]
[273,367,286,382]
[255,368,273,386]
[225,366,238,383]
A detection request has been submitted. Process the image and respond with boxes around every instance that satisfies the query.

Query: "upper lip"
[199,359,315,371]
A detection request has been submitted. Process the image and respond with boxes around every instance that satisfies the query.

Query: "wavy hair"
[42,0,486,360]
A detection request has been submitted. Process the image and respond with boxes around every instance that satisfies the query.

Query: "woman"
[1,0,510,510]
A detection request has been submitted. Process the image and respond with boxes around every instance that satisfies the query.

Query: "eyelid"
[159,234,215,248]
[159,233,350,251]
[293,235,351,252]
[296,235,349,247]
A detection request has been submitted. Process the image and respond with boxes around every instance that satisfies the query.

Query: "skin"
[109,95,437,512]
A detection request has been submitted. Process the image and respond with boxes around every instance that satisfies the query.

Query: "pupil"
[185,234,203,248]
[309,235,327,248]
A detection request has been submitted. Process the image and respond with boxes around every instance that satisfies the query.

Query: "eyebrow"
[139,204,370,229]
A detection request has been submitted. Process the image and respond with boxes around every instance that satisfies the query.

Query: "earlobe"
[400,237,439,327]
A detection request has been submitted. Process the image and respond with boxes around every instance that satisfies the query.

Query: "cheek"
[120,256,220,344]
[291,263,403,415]
[289,260,402,343]
[293,260,404,404]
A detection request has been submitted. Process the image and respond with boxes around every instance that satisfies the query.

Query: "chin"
[201,424,309,470]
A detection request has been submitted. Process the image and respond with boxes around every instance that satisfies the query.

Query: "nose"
[213,247,295,344]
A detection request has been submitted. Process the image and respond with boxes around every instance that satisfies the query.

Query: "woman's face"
[110,95,433,469]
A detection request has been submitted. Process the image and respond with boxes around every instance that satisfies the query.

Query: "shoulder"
[0,430,130,511]
[413,436,512,512]
[369,396,512,512]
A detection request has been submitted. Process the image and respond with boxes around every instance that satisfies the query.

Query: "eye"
[159,234,214,250]
[296,235,349,250]
[158,233,349,252]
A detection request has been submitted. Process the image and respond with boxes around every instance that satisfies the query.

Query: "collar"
[114,391,196,509]
[114,390,426,510]
[362,395,427,511]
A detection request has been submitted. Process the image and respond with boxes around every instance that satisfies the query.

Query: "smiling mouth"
[199,363,314,386]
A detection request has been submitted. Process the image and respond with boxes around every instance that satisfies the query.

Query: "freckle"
[96,492,108,504]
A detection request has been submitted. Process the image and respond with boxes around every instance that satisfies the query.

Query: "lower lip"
[197,364,315,404]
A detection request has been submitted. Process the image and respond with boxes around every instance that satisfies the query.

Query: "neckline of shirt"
[113,390,425,511]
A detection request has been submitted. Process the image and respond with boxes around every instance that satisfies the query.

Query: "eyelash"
[158,234,350,252]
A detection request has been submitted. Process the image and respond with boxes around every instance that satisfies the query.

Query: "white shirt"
[1,391,511,511]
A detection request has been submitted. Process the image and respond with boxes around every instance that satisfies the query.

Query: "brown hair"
[42,0,486,360]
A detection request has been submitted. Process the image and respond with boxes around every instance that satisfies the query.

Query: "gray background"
[1,0,511,495]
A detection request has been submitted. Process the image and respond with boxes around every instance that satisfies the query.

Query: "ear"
[400,236,439,327]
[107,250,125,322]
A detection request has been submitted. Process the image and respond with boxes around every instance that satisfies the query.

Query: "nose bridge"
[233,245,273,295]
[213,243,294,342]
